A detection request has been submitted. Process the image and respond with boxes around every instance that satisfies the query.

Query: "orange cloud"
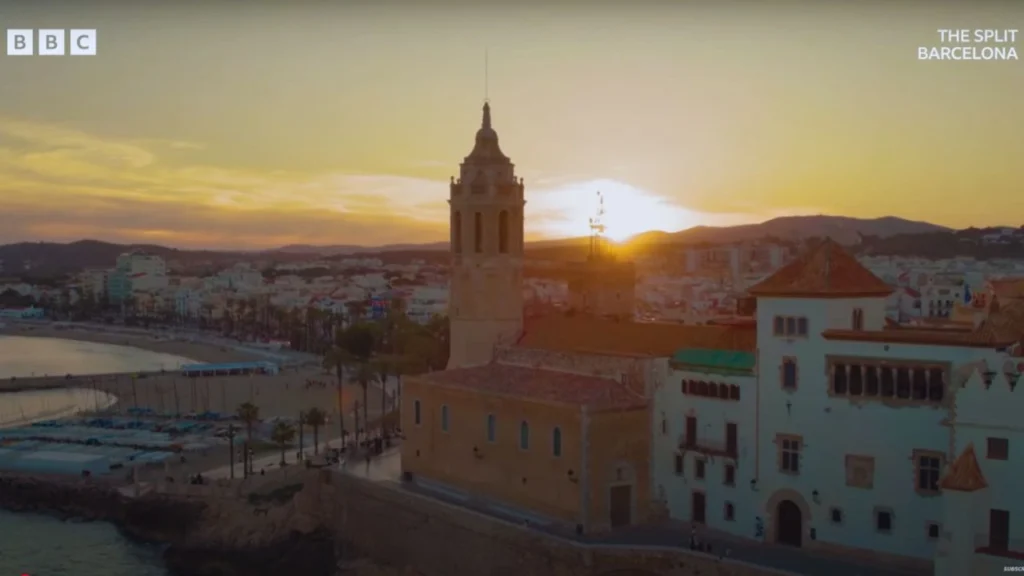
[0,118,768,248]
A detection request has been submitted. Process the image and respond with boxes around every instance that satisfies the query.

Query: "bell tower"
[447,101,525,368]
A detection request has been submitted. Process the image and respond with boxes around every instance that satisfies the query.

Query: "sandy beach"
[0,322,266,366]
[0,322,397,485]
[0,320,393,432]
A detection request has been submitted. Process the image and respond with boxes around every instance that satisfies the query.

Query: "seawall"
[0,468,799,576]
[318,473,798,576]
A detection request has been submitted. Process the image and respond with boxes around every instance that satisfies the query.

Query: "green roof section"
[670,349,756,373]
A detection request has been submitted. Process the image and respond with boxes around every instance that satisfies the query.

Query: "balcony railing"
[973,533,1024,560]
[680,436,738,459]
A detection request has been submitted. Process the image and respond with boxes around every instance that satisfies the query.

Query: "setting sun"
[530,179,702,242]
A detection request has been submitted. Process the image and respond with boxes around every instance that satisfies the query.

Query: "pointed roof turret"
[748,238,892,298]
[466,101,507,162]
[939,444,988,492]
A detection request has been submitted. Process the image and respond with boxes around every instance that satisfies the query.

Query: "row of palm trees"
[226,306,450,473]
[323,304,449,447]
[234,401,332,473]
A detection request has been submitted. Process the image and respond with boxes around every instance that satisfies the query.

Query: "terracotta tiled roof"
[990,278,1024,300]
[417,363,646,410]
[748,238,892,298]
[939,444,988,492]
[973,298,1024,346]
[822,326,1017,348]
[517,315,756,357]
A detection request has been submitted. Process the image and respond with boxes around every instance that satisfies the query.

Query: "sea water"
[0,509,168,575]
[0,335,194,575]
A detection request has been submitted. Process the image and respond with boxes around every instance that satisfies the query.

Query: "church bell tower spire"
[446,101,526,369]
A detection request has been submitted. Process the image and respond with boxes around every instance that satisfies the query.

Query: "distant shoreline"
[0,323,259,365]
[0,322,274,394]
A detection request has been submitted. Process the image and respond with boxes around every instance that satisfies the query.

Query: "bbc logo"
[6,29,97,56]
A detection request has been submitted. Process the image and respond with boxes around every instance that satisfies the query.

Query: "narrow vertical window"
[486,414,496,442]
[452,211,462,254]
[519,421,530,449]
[474,212,483,253]
[782,358,798,390]
[552,427,562,457]
[852,308,864,331]
[498,210,509,253]
[413,400,421,425]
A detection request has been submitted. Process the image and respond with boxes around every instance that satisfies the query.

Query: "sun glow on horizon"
[531,179,723,242]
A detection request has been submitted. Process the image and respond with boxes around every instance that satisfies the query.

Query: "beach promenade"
[0,320,398,485]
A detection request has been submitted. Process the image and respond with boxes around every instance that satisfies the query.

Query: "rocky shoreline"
[0,474,338,576]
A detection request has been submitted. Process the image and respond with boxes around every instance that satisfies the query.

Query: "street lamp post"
[298,410,305,461]
[227,423,237,479]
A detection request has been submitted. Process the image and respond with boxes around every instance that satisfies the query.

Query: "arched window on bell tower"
[498,210,509,254]
[452,211,462,254]
[474,212,483,253]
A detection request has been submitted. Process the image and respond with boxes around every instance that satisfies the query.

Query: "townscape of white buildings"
[2,244,1024,334]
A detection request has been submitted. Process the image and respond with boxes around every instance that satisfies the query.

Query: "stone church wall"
[317,472,798,576]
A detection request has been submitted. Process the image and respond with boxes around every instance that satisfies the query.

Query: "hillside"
[0,216,1006,277]
[627,215,950,247]
[273,242,448,256]
[0,240,309,279]
[272,215,952,256]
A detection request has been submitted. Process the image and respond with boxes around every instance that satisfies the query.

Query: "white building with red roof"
[402,101,1024,576]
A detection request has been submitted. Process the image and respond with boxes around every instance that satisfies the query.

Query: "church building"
[400,101,1024,576]
[400,101,754,534]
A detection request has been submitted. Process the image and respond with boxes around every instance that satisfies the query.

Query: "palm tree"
[375,357,391,415]
[235,401,260,476]
[350,361,376,446]
[382,309,426,410]
[270,421,296,465]
[341,322,377,444]
[304,408,327,455]
[324,340,354,444]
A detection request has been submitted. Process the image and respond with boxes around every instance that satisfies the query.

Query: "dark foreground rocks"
[0,474,338,576]
[163,527,337,576]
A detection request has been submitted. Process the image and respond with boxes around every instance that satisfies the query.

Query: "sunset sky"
[0,1,1020,249]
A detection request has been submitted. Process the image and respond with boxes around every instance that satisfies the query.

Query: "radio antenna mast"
[588,191,607,261]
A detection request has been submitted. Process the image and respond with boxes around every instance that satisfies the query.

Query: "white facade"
[79,269,109,296]
[130,272,169,292]
[922,275,965,318]
[214,263,263,289]
[653,358,757,539]
[116,252,166,276]
[651,253,1023,573]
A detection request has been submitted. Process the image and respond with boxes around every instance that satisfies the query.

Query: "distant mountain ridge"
[0,216,978,276]
[272,215,952,255]
[272,242,448,255]
[628,215,951,246]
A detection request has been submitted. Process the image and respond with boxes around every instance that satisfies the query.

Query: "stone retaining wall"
[320,473,799,576]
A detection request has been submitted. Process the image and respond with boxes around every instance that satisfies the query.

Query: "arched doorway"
[776,500,803,547]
